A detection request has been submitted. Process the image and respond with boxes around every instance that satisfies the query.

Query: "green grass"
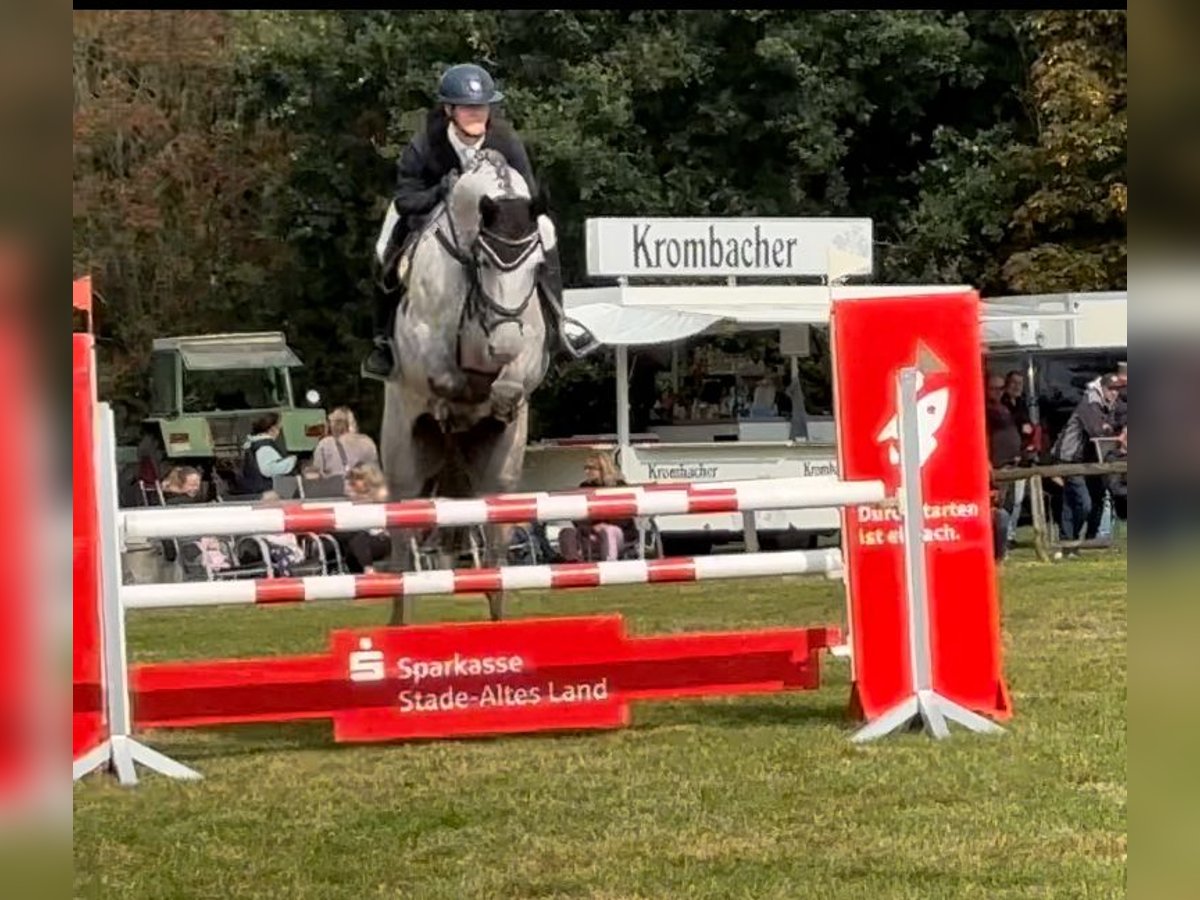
[74,544,1126,899]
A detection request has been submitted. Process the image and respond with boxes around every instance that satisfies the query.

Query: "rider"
[363,62,599,379]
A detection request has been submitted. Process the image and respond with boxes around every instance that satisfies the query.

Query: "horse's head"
[472,192,552,364]
[443,150,553,372]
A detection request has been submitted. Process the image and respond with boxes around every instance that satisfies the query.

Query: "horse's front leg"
[489,347,545,424]
[405,321,465,400]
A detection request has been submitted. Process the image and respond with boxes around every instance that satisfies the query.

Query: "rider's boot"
[537,245,601,359]
[362,282,400,381]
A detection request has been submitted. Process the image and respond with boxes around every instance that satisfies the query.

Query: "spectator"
[155,466,206,563]
[1001,370,1035,547]
[229,491,308,576]
[335,463,392,573]
[1087,368,1128,541]
[1051,373,1121,556]
[236,413,297,495]
[985,374,1021,532]
[985,375,1022,469]
[313,406,379,478]
[160,465,202,503]
[558,453,633,562]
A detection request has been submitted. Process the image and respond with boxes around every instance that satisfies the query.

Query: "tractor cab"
[142,332,326,474]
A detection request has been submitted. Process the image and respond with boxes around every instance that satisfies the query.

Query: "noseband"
[434,202,542,337]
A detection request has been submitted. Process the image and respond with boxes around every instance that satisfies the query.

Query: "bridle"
[434,198,544,338]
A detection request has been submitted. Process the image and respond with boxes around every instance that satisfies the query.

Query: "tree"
[73,11,292,420]
[1002,10,1126,293]
[895,10,1126,296]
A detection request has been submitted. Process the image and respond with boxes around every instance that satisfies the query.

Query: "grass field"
[74,544,1126,899]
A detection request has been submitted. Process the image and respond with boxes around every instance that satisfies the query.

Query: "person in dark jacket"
[985,374,1023,470]
[364,62,598,379]
[985,374,1021,533]
[1000,369,1035,547]
[235,413,297,496]
[1051,373,1120,553]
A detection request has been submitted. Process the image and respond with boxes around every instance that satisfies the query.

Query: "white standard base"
[72,735,202,786]
[850,689,1005,743]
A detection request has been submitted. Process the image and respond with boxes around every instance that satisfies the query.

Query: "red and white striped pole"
[121,477,887,541]
[122,548,843,611]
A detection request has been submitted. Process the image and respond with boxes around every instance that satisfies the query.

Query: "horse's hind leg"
[484,522,512,621]
[461,411,530,622]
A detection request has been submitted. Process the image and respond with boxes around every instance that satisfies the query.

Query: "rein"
[434,207,543,338]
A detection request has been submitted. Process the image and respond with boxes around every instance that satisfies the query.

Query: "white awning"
[563,283,1025,347]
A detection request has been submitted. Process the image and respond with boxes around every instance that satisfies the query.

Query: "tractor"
[135,332,327,498]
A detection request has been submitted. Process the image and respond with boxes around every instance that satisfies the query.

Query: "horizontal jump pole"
[121,476,887,541]
[122,548,843,611]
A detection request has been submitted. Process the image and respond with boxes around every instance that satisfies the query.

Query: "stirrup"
[361,337,399,382]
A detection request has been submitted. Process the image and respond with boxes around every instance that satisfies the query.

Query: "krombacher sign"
[585,217,873,278]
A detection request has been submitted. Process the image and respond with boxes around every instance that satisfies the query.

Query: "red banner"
[832,291,1010,721]
[118,617,839,742]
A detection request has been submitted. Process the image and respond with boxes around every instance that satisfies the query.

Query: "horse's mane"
[460,149,527,200]
[442,150,531,249]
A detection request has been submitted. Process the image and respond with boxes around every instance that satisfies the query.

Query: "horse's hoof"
[489,383,524,422]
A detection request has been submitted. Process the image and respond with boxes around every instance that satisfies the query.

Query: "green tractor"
[136,332,327,495]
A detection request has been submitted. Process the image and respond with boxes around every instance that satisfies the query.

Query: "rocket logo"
[874,343,950,469]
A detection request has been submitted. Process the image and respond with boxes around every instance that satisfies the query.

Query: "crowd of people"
[151,403,645,579]
[154,364,1131,576]
[152,405,392,578]
[986,365,1128,561]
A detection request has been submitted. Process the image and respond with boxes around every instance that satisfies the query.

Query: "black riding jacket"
[392,107,538,226]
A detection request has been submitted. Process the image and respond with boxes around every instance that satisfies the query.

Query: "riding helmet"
[437,63,504,106]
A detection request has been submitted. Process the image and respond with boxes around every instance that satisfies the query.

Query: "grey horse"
[379,148,553,624]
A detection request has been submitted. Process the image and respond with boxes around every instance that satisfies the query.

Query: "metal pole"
[896,368,933,693]
[615,344,631,453]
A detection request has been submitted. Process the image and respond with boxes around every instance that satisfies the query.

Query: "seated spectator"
[155,465,207,563]
[335,463,392,573]
[313,407,379,478]
[558,454,634,562]
[235,413,297,495]
[231,491,308,576]
[160,465,203,504]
